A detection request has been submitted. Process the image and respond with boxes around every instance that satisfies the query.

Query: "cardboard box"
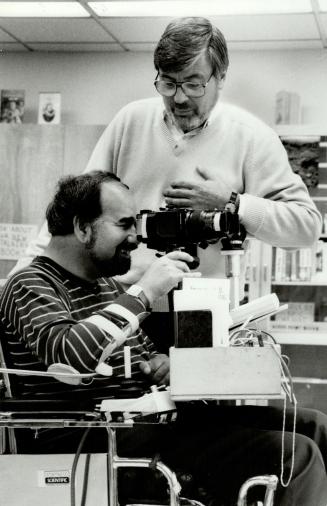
[170,346,282,401]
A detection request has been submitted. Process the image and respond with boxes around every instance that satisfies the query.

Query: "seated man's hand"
[139,354,170,386]
[137,251,201,304]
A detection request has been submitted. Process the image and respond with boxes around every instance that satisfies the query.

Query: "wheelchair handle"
[237,474,278,506]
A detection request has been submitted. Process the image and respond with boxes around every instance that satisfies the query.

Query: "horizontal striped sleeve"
[0,266,155,376]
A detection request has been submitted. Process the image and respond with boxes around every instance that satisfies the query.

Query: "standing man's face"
[159,52,223,133]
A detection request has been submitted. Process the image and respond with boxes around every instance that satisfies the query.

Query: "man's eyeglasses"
[154,72,214,98]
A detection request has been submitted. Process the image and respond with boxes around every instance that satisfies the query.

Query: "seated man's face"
[86,183,138,277]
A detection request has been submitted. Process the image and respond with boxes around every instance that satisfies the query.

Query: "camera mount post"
[220,248,244,309]
[220,230,244,309]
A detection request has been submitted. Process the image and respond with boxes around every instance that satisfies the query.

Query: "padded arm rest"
[0,378,150,416]
[0,398,96,413]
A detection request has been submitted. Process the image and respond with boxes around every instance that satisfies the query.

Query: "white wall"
[227,49,327,125]
[1,48,327,125]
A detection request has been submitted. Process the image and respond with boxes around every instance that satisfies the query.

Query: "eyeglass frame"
[153,71,215,98]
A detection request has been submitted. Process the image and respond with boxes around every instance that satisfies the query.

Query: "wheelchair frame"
[0,410,278,506]
[0,338,278,506]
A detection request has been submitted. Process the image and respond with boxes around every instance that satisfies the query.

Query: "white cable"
[239,315,253,331]
[280,391,297,487]
[0,366,95,380]
[270,343,297,487]
[229,327,257,346]
[229,328,298,488]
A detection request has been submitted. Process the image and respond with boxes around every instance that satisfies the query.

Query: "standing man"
[11,17,321,346]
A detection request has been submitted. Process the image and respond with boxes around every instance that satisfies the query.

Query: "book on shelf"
[289,251,298,281]
[271,243,327,283]
[274,247,286,282]
[299,248,312,281]
[275,90,301,125]
[313,240,327,282]
[243,245,252,285]
[269,321,327,333]
[323,213,327,235]
[0,89,25,124]
[273,302,315,323]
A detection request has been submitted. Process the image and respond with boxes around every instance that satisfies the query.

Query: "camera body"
[136,207,246,254]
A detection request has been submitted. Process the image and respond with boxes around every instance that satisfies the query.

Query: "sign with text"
[0,223,38,260]
[38,469,71,487]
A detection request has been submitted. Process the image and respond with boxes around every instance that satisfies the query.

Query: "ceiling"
[0,0,327,53]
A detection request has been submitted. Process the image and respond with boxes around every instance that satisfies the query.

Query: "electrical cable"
[229,325,277,347]
[70,427,91,506]
[254,328,277,344]
[270,343,297,487]
[229,327,254,346]
[280,375,297,487]
[80,453,91,506]
[229,325,298,487]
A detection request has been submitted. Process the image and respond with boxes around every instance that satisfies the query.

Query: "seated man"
[0,170,326,506]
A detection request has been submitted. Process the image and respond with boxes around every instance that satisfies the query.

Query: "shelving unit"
[244,238,327,410]
[244,125,327,411]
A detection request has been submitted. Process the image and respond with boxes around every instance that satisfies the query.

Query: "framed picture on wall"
[38,92,61,124]
[0,89,25,124]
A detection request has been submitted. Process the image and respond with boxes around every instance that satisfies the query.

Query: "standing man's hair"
[46,171,128,236]
[154,17,229,78]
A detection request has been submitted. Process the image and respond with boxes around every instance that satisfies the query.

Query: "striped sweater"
[0,256,156,398]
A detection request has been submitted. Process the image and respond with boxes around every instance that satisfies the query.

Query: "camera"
[136,207,246,261]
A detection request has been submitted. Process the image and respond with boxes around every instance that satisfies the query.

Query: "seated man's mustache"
[119,242,138,252]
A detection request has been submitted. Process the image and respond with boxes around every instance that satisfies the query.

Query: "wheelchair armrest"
[0,379,152,416]
[0,397,96,414]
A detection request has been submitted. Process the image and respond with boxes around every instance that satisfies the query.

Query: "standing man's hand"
[163,167,232,210]
[139,354,170,385]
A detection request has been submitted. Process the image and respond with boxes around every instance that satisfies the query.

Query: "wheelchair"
[0,338,278,506]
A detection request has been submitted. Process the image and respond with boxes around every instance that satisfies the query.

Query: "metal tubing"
[107,426,181,506]
[237,474,278,506]
[107,426,118,506]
